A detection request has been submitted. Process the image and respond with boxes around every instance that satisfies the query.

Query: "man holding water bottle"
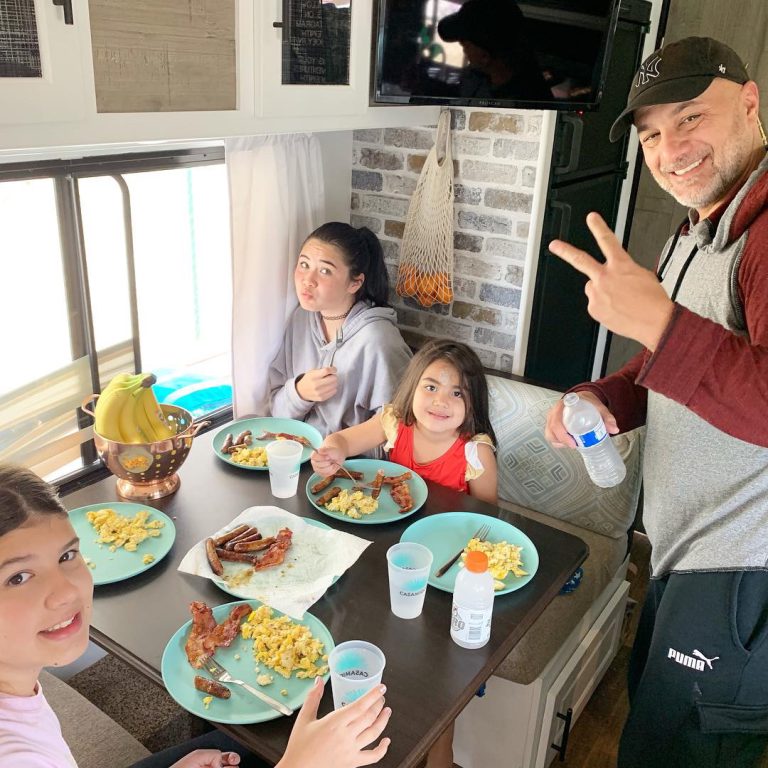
[545,37,768,767]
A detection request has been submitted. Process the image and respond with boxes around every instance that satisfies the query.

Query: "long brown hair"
[391,338,496,443]
[0,466,66,538]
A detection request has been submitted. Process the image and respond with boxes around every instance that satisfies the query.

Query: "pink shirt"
[0,682,77,767]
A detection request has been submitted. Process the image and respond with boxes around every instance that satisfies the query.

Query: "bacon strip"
[185,601,218,668]
[253,528,293,572]
[390,481,413,513]
[383,472,412,485]
[370,469,385,500]
[256,431,312,448]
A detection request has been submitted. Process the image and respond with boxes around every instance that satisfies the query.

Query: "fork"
[307,435,376,489]
[434,523,491,578]
[328,325,344,368]
[200,655,293,716]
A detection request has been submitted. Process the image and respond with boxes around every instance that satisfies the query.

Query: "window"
[0,148,232,484]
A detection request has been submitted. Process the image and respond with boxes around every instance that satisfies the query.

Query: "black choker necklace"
[321,308,352,321]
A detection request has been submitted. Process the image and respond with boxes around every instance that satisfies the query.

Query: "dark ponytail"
[305,222,391,307]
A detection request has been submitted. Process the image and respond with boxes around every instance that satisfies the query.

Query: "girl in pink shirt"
[0,466,391,768]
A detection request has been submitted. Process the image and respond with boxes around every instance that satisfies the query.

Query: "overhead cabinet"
[89,0,237,113]
[0,0,436,151]
[258,0,368,118]
[0,0,89,124]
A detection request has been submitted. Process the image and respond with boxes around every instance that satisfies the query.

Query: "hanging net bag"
[396,110,454,307]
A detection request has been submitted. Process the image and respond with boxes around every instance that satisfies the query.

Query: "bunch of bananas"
[94,372,177,443]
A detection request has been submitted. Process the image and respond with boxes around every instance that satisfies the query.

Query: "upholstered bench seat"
[492,498,628,685]
[41,669,151,768]
[485,374,643,685]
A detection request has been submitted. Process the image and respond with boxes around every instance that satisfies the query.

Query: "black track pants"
[618,570,768,768]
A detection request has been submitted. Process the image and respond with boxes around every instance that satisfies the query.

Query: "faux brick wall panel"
[350,106,545,370]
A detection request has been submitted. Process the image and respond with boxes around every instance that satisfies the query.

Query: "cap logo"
[719,64,726,73]
[636,55,661,87]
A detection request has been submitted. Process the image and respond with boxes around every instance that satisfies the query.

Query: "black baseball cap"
[609,37,750,142]
[437,0,524,57]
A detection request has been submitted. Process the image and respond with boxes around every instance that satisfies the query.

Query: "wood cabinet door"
[89,0,237,113]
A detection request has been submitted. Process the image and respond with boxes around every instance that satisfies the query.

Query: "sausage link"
[311,476,334,494]
[205,538,224,576]
[223,526,260,550]
[334,468,364,480]
[224,531,262,550]
[215,548,259,564]
[213,524,250,547]
[316,486,342,506]
[221,433,234,453]
[194,676,231,699]
[233,536,275,552]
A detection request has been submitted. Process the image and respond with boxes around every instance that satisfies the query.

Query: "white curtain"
[226,134,326,418]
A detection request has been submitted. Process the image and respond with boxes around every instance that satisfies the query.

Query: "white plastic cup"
[328,640,386,710]
[265,440,303,498]
[386,542,433,619]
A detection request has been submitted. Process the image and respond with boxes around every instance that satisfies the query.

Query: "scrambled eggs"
[86,508,163,552]
[325,489,378,519]
[240,605,328,679]
[229,446,268,467]
[461,538,527,590]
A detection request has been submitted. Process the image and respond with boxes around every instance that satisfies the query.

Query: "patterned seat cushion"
[487,375,644,540]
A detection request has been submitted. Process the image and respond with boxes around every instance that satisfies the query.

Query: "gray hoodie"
[268,301,412,438]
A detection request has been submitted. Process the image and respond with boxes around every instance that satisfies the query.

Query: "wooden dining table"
[64,427,588,768]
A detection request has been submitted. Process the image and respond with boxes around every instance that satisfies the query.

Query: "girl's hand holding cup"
[278,678,391,768]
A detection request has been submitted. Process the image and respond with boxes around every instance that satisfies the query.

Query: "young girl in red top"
[312,338,497,766]
[312,337,497,504]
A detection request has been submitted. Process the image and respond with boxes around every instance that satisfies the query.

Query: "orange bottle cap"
[465,550,488,573]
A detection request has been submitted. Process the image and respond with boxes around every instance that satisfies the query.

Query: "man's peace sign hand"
[548,212,674,351]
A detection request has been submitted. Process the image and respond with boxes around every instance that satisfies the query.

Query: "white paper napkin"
[178,506,371,618]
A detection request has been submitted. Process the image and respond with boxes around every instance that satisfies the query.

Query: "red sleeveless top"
[388,422,469,493]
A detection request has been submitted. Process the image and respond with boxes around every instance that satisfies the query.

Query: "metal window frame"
[0,146,232,491]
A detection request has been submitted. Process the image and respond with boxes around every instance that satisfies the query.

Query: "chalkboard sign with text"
[281,0,351,86]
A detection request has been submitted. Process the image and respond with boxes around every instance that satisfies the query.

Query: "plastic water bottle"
[562,392,626,488]
[451,550,494,649]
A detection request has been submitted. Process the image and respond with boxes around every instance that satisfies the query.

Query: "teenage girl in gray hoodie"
[268,222,412,441]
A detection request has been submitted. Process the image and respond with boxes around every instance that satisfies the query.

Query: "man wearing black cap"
[545,37,768,767]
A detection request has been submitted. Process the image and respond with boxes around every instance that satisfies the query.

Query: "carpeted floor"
[67,655,212,753]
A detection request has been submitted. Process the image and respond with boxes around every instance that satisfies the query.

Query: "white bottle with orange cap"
[450,550,494,649]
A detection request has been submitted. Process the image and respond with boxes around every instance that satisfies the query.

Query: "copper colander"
[82,396,209,500]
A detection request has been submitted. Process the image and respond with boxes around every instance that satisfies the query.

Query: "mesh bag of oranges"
[396,110,454,308]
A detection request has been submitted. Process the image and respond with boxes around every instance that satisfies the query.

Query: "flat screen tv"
[372,0,621,111]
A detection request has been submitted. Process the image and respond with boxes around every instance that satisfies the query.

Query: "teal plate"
[213,518,341,599]
[400,511,539,595]
[306,459,427,524]
[161,600,333,724]
[68,502,176,586]
[213,418,322,470]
